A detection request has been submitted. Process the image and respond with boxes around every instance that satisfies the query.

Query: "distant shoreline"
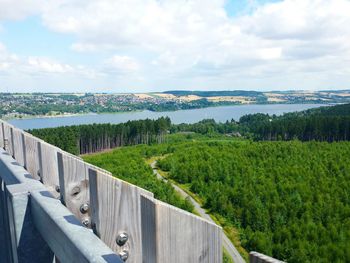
[2,101,333,122]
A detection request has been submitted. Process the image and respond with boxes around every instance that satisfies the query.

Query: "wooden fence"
[0,120,222,263]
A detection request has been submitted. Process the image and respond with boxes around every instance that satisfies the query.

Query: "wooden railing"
[0,120,223,263]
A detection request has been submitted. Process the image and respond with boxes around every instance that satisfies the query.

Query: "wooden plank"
[57,152,90,224]
[141,196,222,263]
[23,133,41,180]
[10,127,15,158]
[39,142,60,197]
[3,123,14,156]
[12,128,25,166]
[0,120,4,149]
[140,195,157,263]
[88,169,153,263]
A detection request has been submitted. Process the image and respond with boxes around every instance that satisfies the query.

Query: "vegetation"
[240,103,350,142]
[157,140,350,262]
[30,117,171,155]
[29,103,350,262]
[170,119,242,135]
[83,144,194,213]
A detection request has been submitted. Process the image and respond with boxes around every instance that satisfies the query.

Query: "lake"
[8,104,326,130]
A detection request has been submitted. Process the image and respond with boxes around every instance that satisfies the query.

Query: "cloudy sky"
[0,0,350,93]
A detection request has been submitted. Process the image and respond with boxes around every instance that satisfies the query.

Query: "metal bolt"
[55,185,60,193]
[71,186,81,196]
[116,232,129,246]
[119,250,129,262]
[82,218,90,227]
[80,203,89,214]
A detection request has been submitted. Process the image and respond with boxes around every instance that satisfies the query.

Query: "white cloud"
[0,0,43,20]
[39,0,350,66]
[2,0,350,91]
[0,42,99,79]
[27,57,74,73]
[104,55,140,72]
[258,47,282,60]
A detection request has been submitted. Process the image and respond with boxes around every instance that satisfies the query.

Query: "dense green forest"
[82,137,350,263]
[30,117,171,154]
[240,103,350,141]
[157,140,350,262]
[170,119,242,135]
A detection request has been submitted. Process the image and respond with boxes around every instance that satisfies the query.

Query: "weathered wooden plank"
[89,169,153,263]
[10,127,15,158]
[140,195,157,263]
[39,142,60,196]
[57,152,90,224]
[12,128,25,166]
[141,196,222,263]
[0,120,4,149]
[23,133,41,180]
[3,123,14,156]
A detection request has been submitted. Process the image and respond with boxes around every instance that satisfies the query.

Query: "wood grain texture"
[0,121,4,149]
[12,128,25,166]
[141,197,222,263]
[39,141,60,195]
[23,133,41,180]
[0,120,5,148]
[3,123,14,156]
[140,195,157,263]
[89,169,153,263]
[57,152,90,224]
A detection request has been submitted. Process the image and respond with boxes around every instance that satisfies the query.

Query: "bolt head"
[80,203,89,214]
[119,250,129,262]
[82,218,90,227]
[55,185,60,193]
[116,232,128,246]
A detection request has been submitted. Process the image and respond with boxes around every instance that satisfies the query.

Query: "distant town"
[1,90,350,119]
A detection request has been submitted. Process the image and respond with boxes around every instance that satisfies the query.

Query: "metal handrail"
[0,148,121,263]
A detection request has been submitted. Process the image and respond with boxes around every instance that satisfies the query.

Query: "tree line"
[30,117,171,155]
[243,103,350,141]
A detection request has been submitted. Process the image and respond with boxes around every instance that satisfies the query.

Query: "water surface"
[9,104,326,130]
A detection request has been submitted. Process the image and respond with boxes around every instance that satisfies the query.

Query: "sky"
[0,0,350,93]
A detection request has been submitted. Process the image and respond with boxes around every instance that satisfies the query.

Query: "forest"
[157,140,350,262]
[27,103,350,262]
[81,137,350,263]
[30,117,171,154]
[240,103,350,141]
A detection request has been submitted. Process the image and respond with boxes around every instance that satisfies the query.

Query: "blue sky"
[0,0,349,93]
